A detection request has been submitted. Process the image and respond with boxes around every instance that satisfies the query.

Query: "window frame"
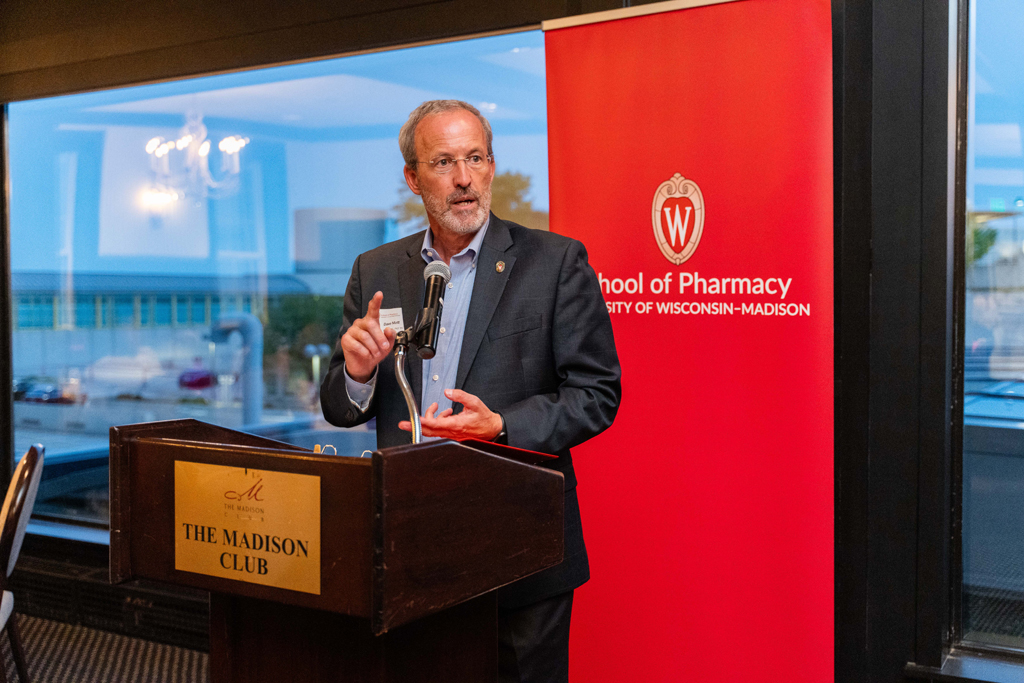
[833,0,984,680]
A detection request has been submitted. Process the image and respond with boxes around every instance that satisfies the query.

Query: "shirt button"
[448,283,453,289]
[432,374,439,381]
[440,327,446,334]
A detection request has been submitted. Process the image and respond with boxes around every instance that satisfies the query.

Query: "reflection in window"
[16,297,53,330]
[56,297,73,329]
[154,297,172,326]
[190,298,206,326]
[76,298,97,328]
[113,297,134,327]
[7,30,549,528]
[963,0,1024,650]
[174,297,187,326]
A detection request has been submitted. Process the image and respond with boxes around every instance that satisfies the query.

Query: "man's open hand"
[399,388,503,441]
[340,291,396,382]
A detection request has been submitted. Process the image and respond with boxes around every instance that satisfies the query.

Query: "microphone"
[414,261,451,359]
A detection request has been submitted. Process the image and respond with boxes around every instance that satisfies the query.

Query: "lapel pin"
[496,261,505,273]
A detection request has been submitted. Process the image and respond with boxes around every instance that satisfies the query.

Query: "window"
[174,297,187,325]
[154,297,172,326]
[962,0,1024,651]
[112,297,135,327]
[75,297,97,328]
[190,298,206,326]
[16,297,53,330]
[6,31,549,528]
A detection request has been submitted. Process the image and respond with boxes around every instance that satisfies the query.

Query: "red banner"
[545,0,833,679]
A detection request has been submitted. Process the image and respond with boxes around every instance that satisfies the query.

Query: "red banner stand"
[545,0,833,680]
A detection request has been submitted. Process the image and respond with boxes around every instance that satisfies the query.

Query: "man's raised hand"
[398,388,503,441]
[340,291,396,383]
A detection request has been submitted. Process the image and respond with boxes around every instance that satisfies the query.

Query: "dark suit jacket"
[320,214,621,608]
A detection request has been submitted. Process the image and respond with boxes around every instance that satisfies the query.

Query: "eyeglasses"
[417,154,493,175]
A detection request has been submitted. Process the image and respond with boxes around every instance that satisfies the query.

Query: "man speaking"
[321,100,621,682]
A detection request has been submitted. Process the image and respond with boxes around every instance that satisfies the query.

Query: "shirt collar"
[421,215,490,265]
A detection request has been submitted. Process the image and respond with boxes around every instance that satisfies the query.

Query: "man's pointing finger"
[366,291,384,320]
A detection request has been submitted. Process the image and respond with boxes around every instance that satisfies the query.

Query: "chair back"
[0,446,44,579]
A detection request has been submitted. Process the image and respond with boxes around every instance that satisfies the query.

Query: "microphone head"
[424,260,451,284]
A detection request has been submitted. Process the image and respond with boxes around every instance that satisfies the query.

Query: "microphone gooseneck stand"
[394,328,422,444]
[395,259,450,446]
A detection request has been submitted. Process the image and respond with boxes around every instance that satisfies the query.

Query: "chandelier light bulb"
[145,137,162,155]
[198,140,211,157]
[218,136,249,155]
[140,187,180,210]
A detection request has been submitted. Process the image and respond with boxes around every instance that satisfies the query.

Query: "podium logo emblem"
[652,173,705,265]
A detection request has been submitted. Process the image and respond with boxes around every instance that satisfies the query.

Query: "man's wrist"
[343,363,376,412]
[492,412,508,445]
[345,364,375,384]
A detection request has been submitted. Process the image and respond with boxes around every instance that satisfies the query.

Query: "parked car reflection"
[22,384,73,404]
[178,369,217,390]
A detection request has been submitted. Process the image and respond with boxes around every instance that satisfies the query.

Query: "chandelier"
[142,112,249,209]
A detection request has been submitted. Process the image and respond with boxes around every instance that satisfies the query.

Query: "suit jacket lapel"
[456,215,515,390]
[397,234,425,407]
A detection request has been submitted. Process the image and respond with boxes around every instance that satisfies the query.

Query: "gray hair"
[399,100,494,167]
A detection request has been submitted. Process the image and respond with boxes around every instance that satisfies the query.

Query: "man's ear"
[485,157,496,185]
[403,165,423,196]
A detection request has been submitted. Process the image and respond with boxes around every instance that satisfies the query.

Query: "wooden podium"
[108,419,564,682]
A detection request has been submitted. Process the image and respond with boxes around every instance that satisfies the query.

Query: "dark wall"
[0,0,629,102]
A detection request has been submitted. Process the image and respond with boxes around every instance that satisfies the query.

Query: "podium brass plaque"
[174,461,321,595]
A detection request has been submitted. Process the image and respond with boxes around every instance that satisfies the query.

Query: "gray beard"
[423,187,492,235]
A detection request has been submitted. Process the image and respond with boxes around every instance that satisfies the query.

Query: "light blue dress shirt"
[419,219,488,417]
[343,219,489,425]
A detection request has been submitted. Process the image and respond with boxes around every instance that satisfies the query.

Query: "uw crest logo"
[652,173,705,265]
